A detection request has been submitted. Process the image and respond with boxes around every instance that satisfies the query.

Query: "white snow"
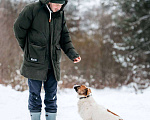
[0,84,150,120]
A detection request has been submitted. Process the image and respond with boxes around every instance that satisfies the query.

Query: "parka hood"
[39,0,68,11]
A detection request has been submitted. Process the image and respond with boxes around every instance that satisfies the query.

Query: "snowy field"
[0,84,150,120]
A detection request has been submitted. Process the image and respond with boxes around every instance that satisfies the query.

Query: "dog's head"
[73,85,92,98]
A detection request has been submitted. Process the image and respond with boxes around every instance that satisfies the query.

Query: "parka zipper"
[49,18,57,81]
[46,4,57,81]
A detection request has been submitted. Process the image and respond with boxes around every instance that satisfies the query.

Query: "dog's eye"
[77,86,80,89]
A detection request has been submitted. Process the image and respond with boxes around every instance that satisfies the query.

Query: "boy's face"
[48,2,63,12]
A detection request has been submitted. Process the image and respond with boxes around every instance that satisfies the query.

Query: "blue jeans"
[28,69,57,113]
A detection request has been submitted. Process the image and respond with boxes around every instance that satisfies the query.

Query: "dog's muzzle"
[73,85,80,92]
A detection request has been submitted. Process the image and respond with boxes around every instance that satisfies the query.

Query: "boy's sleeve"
[13,5,33,51]
[60,12,80,61]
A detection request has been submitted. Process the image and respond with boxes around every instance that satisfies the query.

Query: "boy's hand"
[73,56,81,63]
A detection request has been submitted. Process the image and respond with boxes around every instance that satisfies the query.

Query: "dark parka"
[13,0,79,81]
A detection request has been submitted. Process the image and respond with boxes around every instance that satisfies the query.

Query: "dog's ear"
[86,88,91,96]
[85,88,88,95]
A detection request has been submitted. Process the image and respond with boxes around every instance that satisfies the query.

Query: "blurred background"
[0,0,150,92]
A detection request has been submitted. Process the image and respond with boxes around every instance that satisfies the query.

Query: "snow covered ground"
[0,84,150,120]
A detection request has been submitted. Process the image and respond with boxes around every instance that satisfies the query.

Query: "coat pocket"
[55,45,61,63]
[28,43,46,64]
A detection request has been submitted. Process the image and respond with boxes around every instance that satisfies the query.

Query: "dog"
[74,85,123,120]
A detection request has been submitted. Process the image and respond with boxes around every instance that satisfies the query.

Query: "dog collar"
[79,94,92,99]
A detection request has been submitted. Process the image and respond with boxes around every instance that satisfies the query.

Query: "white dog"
[74,85,123,120]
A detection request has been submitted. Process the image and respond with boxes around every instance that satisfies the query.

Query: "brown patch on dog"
[77,85,92,97]
[78,85,87,95]
[107,109,119,117]
[86,88,91,96]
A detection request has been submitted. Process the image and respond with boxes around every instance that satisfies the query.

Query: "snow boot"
[30,112,41,120]
[45,112,57,120]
